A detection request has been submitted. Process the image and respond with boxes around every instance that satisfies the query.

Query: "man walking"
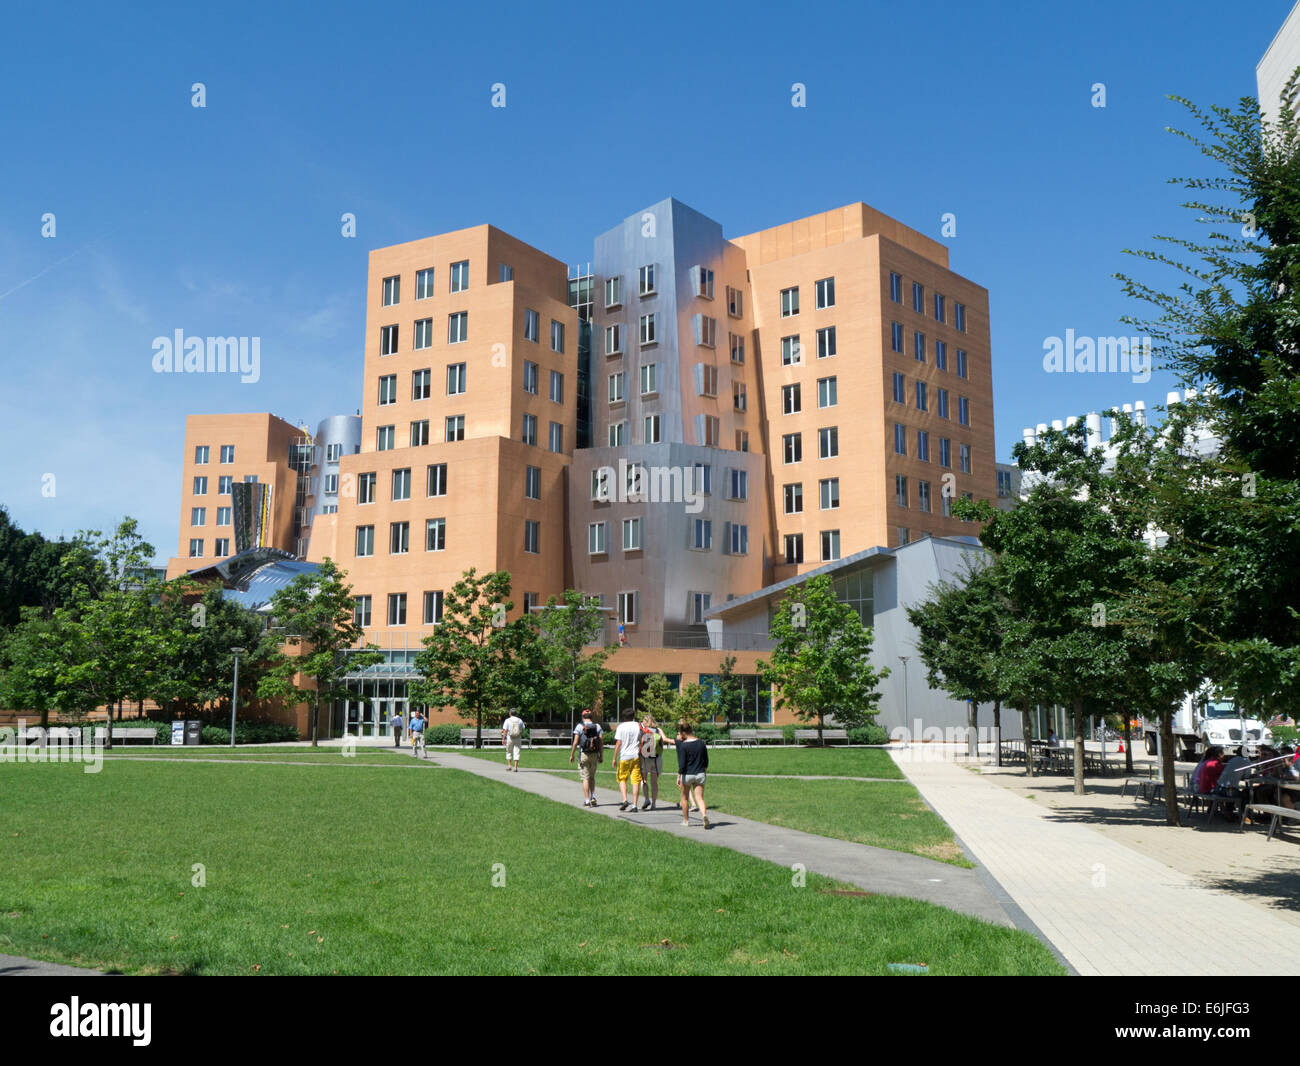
[390,710,405,748]
[408,709,426,757]
[501,708,526,772]
[569,709,604,807]
[612,708,643,812]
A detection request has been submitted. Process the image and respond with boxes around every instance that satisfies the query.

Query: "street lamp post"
[229,647,246,749]
[899,655,910,740]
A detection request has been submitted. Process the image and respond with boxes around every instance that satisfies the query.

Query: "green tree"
[710,654,744,723]
[257,558,381,747]
[758,574,888,745]
[0,608,69,729]
[529,590,614,726]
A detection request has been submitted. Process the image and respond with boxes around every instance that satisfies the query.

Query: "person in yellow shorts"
[612,708,643,812]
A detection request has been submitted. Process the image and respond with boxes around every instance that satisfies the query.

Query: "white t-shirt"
[503,716,525,739]
[614,721,641,762]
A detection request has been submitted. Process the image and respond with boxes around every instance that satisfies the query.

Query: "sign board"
[170,721,185,746]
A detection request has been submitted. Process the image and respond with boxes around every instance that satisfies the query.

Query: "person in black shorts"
[656,719,709,829]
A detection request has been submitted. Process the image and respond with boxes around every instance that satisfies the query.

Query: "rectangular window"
[524,520,539,554]
[733,381,747,411]
[815,276,835,309]
[427,463,447,497]
[608,420,626,447]
[819,477,839,510]
[820,529,840,562]
[998,470,1014,497]
[194,445,210,464]
[898,526,911,547]
[450,260,469,293]
[781,335,802,366]
[916,381,927,412]
[355,525,375,556]
[447,311,468,344]
[387,593,407,626]
[933,293,946,323]
[781,286,799,317]
[193,476,207,495]
[524,465,541,500]
[416,268,434,300]
[917,430,930,462]
[939,438,951,468]
[412,368,431,400]
[377,426,395,451]
[548,422,563,453]
[617,591,639,625]
[696,363,718,397]
[889,272,902,303]
[817,326,836,359]
[191,507,206,526]
[894,423,907,456]
[818,426,839,459]
[729,333,744,364]
[956,349,968,379]
[413,318,432,350]
[622,517,642,552]
[392,468,411,501]
[499,263,513,283]
[893,372,906,403]
[727,286,743,317]
[912,282,924,314]
[958,396,970,426]
[955,303,967,332]
[692,462,712,496]
[644,414,661,444]
[551,320,565,353]
[691,519,713,550]
[591,468,610,502]
[218,475,232,494]
[918,480,932,513]
[523,360,538,394]
[380,325,398,356]
[446,363,467,395]
[445,415,465,443]
[189,539,204,558]
[935,340,947,371]
[524,308,539,342]
[359,472,377,504]
[382,275,400,307]
[914,331,926,362]
[891,322,904,353]
[378,374,397,406]
[728,468,748,500]
[389,521,410,554]
[608,371,626,405]
[960,443,972,474]
[784,482,803,514]
[639,313,657,346]
[693,314,717,348]
[728,523,749,555]
[220,445,235,464]
[605,323,624,356]
[588,522,608,555]
[817,377,837,408]
[605,276,623,308]
[697,414,720,447]
[217,506,232,525]
[426,518,446,551]
[549,370,564,404]
[354,595,372,627]
[896,475,909,508]
[937,387,949,419]
[784,533,804,565]
[423,590,444,625]
[783,432,802,464]
[640,363,658,395]
[638,264,656,296]
[694,266,715,299]
[522,413,537,446]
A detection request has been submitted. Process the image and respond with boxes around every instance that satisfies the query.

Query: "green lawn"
[0,758,1061,975]
[461,744,904,778]
[103,747,416,765]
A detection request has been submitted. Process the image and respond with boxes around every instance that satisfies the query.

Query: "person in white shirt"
[501,710,526,772]
[612,708,644,812]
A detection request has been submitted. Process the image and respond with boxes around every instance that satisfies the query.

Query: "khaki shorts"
[617,758,642,785]
[640,754,662,776]
[579,751,600,782]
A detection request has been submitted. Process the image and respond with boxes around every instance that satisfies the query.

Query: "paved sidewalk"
[0,953,102,976]
[428,750,1015,927]
[895,752,1300,975]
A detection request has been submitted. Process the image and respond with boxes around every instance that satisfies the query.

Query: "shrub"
[694,722,729,744]
[781,724,798,743]
[847,724,890,746]
[426,724,463,745]
[1272,724,1298,745]
[201,726,230,745]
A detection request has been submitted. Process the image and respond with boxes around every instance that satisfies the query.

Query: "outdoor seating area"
[999,737,1118,776]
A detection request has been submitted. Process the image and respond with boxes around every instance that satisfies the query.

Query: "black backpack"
[579,721,602,754]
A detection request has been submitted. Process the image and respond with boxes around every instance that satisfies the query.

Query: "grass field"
[460,744,904,778]
[0,756,1062,975]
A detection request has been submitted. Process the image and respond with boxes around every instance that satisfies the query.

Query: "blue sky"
[0,0,1292,564]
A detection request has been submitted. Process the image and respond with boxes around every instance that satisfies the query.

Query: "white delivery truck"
[1143,687,1273,759]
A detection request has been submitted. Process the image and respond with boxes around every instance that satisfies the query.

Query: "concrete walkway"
[427,750,1016,928]
[895,752,1300,975]
[0,953,102,976]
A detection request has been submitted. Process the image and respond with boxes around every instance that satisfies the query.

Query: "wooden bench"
[755,730,785,745]
[19,726,156,746]
[96,727,158,746]
[461,729,503,747]
[731,729,759,747]
[1247,804,1300,843]
[529,728,571,747]
[794,728,848,745]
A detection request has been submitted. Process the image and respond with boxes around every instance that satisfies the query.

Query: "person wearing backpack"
[638,714,664,811]
[569,709,604,807]
[501,709,526,772]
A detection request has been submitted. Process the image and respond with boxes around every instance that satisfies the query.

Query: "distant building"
[1258,1,1300,124]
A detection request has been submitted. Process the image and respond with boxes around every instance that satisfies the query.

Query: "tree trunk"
[476,706,483,749]
[993,699,1002,767]
[311,695,320,748]
[1072,698,1085,796]
[967,701,979,758]
[1023,708,1034,778]
[1161,713,1180,827]
[1123,715,1134,774]
[817,711,824,747]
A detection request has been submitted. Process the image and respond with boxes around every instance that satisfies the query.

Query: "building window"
[935,340,947,371]
[958,396,970,426]
[359,472,377,504]
[692,519,713,551]
[783,432,802,464]
[889,272,902,303]
[998,470,1014,497]
[392,468,411,501]
[605,276,623,308]
[522,592,538,614]
[818,426,838,459]
[380,325,398,356]
[819,477,839,510]
[820,529,841,561]
[692,462,711,496]
[522,413,537,446]
[412,368,431,400]
[943,494,953,518]
[891,322,904,353]
[427,463,447,497]
[523,360,538,394]
[414,318,432,350]
[447,363,467,395]
[690,592,712,624]
[817,326,836,359]
[640,363,658,395]
[193,476,207,496]
[191,507,206,526]
[728,468,748,500]
[525,465,541,500]
[896,475,909,508]
[217,506,232,525]
[426,518,446,551]
[617,591,639,624]
[644,414,661,444]
[918,480,932,513]
[382,275,400,307]
[914,331,926,363]
[693,314,717,348]
[784,482,803,514]
[214,538,229,556]
[937,388,949,419]
[956,349,968,379]
[551,320,565,353]
[220,445,235,464]
[625,462,645,500]
[525,309,539,342]
[387,593,407,627]
[696,363,718,397]
[730,333,745,364]
[784,533,804,564]
[416,268,434,300]
[218,475,232,494]
[605,324,624,356]
[549,370,564,404]
[499,263,514,283]
[378,374,397,406]
[390,521,410,554]
[377,426,395,451]
[912,282,924,314]
[780,287,799,317]
[639,313,658,346]
[817,376,837,408]
[448,311,468,344]
[608,420,627,447]
[733,381,747,411]
[588,522,608,555]
[939,438,951,468]
[524,520,540,554]
[446,415,465,443]
[622,517,642,552]
[608,371,626,405]
[354,596,372,627]
[594,468,614,506]
[894,423,907,456]
[916,381,927,412]
[898,526,911,547]
[727,523,749,555]
[189,539,204,558]
[893,372,906,403]
[917,430,930,462]
[355,525,375,556]
[694,266,715,299]
[960,443,972,474]
[195,445,210,464]
[954,303,967,332]
[781,335,802,366]
[548,422,564,453]
[933,293,946,323]
[696,415,719,447]
[423,590,444,625]
[450,260,469,293]
[815,277,835,309]
[727,286,743,317]
[638,264,656,296]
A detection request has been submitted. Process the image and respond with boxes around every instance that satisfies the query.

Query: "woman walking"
[656,719,709,829]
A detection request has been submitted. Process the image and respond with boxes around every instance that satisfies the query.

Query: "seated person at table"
[1257,746,1299,809]
[1047,729,1058,747]
[1192,746,1223,794]
[1214,747,1252,817]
